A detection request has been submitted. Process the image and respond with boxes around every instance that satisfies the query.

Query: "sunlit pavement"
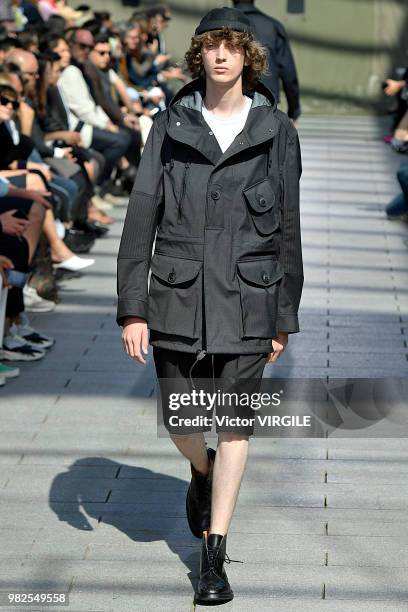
[1,116,408,611]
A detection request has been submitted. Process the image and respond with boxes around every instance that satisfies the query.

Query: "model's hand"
[122,316,149,364]
[266,331,288,363]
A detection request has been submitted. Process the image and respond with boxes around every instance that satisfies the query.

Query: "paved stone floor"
[1,116,408,611]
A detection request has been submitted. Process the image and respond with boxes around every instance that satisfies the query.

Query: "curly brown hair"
[184,27,268,92]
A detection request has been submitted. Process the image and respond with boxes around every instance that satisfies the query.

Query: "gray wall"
[83,0,408,115]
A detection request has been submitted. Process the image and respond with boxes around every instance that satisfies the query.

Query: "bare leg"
[18,172,72,263]
[42,209,75,263]
[169,432,210,475]
[22,202,45,264]
[209,432,249,535]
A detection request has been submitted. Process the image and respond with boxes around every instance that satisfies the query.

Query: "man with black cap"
[233,0,301,122]
[117,6,303,604]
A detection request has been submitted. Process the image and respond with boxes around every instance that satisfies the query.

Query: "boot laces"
[225,553,244,564]
[207,547,244,570]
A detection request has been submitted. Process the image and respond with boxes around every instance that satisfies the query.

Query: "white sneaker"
[11,316,55,350]
[53,255,95,271]
[0,363,20,378]
[23,286,56,313]
[1,334,46,361]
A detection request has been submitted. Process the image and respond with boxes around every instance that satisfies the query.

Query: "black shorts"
[153,347,268,436]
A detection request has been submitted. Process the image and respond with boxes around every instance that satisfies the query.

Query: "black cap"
[195,7,252,36]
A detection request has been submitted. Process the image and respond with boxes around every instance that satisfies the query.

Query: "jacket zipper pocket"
[177,162,191,225]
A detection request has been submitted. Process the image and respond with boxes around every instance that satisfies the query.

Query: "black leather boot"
[186,447,216,538]
[195,532,235,604]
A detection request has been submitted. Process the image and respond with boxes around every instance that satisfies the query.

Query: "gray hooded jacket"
[116,77,303,354]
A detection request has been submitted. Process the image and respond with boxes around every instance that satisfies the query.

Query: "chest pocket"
[243,176,281,235]
[166,158,191,225]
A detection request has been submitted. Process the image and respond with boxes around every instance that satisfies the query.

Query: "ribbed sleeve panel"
[277,125,304,333]
[116,112,166,326]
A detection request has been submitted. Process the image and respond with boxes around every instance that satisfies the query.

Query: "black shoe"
[99,180,127,199]
[195,532,237,605]
[54,268,83,282]
[73,220,109,238]
[119,164,138,193]
[63,229,95,253]
[186,447,216,538]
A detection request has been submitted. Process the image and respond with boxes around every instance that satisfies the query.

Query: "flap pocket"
[150,253,203,285]
[243,177,276,213]
[237,258,284,287]
[242,177,280,234]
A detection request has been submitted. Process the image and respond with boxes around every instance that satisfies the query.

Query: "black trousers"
[120,125,142,168]
[153,347,268,436]
[0,232,29,320]
[91,127,131,184]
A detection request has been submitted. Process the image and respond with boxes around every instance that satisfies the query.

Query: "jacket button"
[168,271,176,283]
[211,189,220,200]
[262,271,270,284]
[258,196,267,207]
[209,131,213,135]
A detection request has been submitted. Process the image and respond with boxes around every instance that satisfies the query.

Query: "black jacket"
[234,1,301,120]
[116,77,303,354]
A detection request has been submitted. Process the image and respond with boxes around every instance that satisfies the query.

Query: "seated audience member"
[0,176,55,362]
[31,50,112,235]
[120,22,168,112]
[384,71,408,152]
[145,4,187,87]
[58,28,133,195]
[0,75,95,278]
[386,162,408,221]
[84,33,142,171]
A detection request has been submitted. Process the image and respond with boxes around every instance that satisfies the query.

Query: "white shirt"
[58,64,110,130]
[202,95,252,153]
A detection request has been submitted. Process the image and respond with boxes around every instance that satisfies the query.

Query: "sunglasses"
[94,49,111,56]
[0,95,19,111]
[77,42,93,51]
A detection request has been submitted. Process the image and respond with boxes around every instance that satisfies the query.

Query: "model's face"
[90,43,111,70]
[201,39,248,86]
[54,38,71,69]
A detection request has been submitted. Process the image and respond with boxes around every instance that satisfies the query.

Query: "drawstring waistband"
[188,350,215,392]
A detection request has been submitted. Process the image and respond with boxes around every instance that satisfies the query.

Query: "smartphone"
[4,269,29,288]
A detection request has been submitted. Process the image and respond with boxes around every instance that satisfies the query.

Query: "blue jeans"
[386,162,408,217]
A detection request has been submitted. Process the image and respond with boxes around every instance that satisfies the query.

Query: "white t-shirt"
[202,95,252,153]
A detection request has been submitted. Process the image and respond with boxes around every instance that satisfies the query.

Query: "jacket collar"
[165,77,280,167]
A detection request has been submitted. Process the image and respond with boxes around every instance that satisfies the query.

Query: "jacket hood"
[168,76,278,114]
[164,76,281,167]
